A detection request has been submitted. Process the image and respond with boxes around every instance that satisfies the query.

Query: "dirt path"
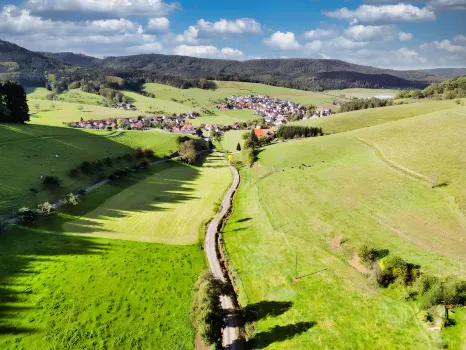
[205,152,242,349]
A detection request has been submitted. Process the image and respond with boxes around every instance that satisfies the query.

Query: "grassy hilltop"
[223,100,466,348]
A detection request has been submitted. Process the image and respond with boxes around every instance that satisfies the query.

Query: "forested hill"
[40,52,102,67]
[99,54,441,90]
[0,40,62,86]
[0,39,448,90]
[421,68,466,78]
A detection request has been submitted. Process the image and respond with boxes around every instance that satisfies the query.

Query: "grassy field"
[192,110,256,127]
[0,124,179,215]
[123,90,191,115]
[295,99,460,134]
[215,130,246,153]
[0,171,206,349]
[223,105,466,348]
[65,155,232,244]
[325,88,399,99]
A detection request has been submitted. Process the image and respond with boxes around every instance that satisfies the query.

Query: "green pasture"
[122,90,191,115]
[215,130,246,153]
[294,99,460,134]
[192,109,256,127]
[65,155,232,245]
[0,124,179,215]
[223,106,466,348]
[0,180,205,349]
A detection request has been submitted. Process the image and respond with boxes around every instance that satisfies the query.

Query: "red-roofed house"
[253,128,275,139]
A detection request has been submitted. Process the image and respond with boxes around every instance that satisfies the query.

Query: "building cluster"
[68,111,201,134]
[217,95,335,126]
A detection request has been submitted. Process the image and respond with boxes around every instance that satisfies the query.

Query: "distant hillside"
[0,40,61,86]
[99,54,441,90]
[41,52,101,67]
[421,68,466,78]
[0,39,448,90]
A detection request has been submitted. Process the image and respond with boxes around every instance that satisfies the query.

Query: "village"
[67,95,336,134]
[217,95,336,126]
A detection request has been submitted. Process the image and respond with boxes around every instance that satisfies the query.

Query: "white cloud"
[173,45,244,59]
[129,42,163,53]
[147,17,169,32]
[25,0,181,18]
[175,25,200,44]
[426,0,466,11]
[398,31,414,41]
[453,34,466,44]
[197,18,262,35]
[303,28,339,40]
[324,4,435,24]
[264,31,301,50]
[421,39,466,53]
[344,25,395,41]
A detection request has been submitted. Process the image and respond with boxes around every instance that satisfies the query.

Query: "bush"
[80,161,93,174]
[37,201,55,216]
[68,168,80,178]
[378,255,420,286]
[16,207,37,225]
[64,192,79,206]
[138,158,150,169]
[104,157,113,166]
[143,146,155,159]
[108,174,117,180]
[125,126,132,130]
[42,175,60,187]
[123,153,133,162]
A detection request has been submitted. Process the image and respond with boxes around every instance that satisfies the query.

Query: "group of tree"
[339,97,394,113]
[178,139,198,164]
[395,75,466,100]
[191,271,228,347]
[0,81,29,123]
[276,125,323,140]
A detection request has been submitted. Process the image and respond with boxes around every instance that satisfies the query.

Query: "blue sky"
[1,0,465,69]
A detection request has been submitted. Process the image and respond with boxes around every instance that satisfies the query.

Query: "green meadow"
[223,102,466,348]
[325,88,399,99]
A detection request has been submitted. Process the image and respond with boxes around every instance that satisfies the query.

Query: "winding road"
[205,152,242,349]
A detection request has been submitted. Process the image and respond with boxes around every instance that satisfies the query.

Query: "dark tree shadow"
[236,218,252,223]
[244,301,293,322]
[246,322,316,349]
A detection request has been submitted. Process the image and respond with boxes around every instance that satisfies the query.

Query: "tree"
[16,207,37,225]
[0,81,30,123]
[64,192,79,206]
[236,142,241,151]
[77,105,84,111]
[37,201,55,216]
[191,271,226,347]
[250,129,259,148]
[51,104,55,109]
[179,140,197,164]
[34,104,39,112]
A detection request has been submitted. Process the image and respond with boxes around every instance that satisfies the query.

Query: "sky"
[0,0,465,69]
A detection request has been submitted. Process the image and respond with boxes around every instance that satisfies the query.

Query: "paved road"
[205,152,242,349]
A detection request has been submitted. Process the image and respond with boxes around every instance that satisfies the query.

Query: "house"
[316,105,336,117]
[253,128,275,139]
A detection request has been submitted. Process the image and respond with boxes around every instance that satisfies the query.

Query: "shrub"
[77,189,86,196]
[138,158,150,169]
[42,175,60,187]
[125,126,132,130]
[178,140,197,164]
[80,161,93,174]
[143,146,155,159]
[104,157,113,166]
[68,168,80,178]
[29,187,38,194]
[37,201,55,216]
[108,174,117,180]
[16,207,37,225]
[123,153,133,162]
[64,192,79,206]
[106,126,112,131]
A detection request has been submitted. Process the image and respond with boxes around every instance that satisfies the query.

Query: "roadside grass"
[65,155,232,244]
[294,99,460,133]
[223,107,466,348]
[325,88,399,99]
[0,194,205,349]
[0,124,179,215]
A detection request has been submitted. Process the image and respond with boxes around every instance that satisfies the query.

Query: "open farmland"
[223,104,466,348]
[294,99,460,133]
[0,124,179,215]
[65,155,232,244]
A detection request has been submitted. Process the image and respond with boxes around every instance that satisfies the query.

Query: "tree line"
[395,75,466,100]
[339,97,394,113]
[276,125,323,139]
[0,81,29,123]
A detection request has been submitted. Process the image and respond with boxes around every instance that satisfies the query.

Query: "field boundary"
[357,138,433,185]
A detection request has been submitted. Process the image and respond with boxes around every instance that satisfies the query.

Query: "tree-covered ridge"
[396,75,466,100]
[0,81,29,123]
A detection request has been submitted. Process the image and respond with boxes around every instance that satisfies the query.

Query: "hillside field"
[0,124,179,215]
[65,155,232,245]
[325,88,399,99]
[223,104,466,348]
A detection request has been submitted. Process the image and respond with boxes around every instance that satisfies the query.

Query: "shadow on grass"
[246,322,316,349]
[244,301,293,322]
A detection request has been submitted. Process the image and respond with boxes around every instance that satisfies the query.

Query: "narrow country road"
[205,152,242,349]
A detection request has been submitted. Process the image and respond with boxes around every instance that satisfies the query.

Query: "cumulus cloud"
[147,17,169,32]
[173,45,244,59]
[25,0,181,18]
[453,34,466,44]
[344,25,395,41]
[175,26,200,44]
[398,31,414,41]
[264,31,301,50]
[324,4,436,24]
[197,18,262,35]
[303,28,339,40]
